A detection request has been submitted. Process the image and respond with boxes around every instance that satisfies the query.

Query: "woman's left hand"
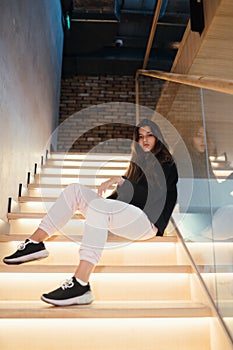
[97,176,124,197]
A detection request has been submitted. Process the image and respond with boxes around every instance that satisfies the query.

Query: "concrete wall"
[0,0,63,225]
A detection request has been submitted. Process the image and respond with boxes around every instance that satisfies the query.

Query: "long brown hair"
[125,119,174,184]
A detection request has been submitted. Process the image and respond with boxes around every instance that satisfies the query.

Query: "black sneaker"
[3,239,49,265]
[41,276,94,306]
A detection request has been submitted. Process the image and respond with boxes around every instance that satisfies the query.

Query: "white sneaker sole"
[41,291,94,306]
[3,250,49,264]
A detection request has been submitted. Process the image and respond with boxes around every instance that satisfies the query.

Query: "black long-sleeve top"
[107,161,178,236]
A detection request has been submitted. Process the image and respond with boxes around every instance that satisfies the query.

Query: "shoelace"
[61,278,75,290]
[18,240,31,251]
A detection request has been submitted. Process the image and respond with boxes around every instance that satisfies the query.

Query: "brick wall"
[58,75,163,153]
[58,74,212,157]
[58,73,223,164]
[74,0,115,13]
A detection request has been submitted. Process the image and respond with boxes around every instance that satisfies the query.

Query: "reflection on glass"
[174,120,233,242]
[171,88,233,340]
[202,89,233,340]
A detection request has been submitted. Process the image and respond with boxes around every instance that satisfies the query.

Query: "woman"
[3,119,178,306]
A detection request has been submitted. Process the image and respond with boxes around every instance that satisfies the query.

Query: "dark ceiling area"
[61,0,190,77]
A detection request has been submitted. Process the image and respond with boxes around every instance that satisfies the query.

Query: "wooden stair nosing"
[0,300,211,319]
[0,233,178,243]
[35,174,122,179]
[46,160,130,165]
[7,212,84,220]
[18,192,115,202]
[18,196,57,203]
[28,183,115,190]
[42,165,128,171]
[48,153,130,160]
[0,265,192,274]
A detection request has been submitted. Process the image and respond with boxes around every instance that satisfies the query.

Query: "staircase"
[0,152,232,349]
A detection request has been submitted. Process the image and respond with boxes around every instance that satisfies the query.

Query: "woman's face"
[192,126,206,153]
[138,125,156,152]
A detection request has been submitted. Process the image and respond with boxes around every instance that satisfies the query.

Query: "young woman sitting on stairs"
[3,119,178,306]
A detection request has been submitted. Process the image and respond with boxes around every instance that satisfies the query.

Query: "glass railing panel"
[148,76,233,340]
[201,88,233,338]
[160,85,216,277]
[138,74,233,340]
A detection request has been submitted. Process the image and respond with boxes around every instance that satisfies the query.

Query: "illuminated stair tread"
[28,183,114,189]
[0,300,211,319]
[48,152,131,160]
[19,196,58,202]
[0,265,192,273]
[42,165,128,170]
[35,173,122,178]
[7,212,84,219]
[0,233,177,243]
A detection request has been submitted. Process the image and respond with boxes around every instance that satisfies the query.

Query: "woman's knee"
[64,183,84,198]
[66,183,80,192]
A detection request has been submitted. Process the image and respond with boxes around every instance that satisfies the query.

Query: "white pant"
[39,183,157,265]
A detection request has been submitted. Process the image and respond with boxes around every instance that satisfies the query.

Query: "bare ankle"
[30,228,49,242]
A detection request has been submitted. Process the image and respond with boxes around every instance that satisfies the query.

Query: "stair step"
[8,212,84,219]
[0,239,185,266]
[0,317,212,350]
[34,175,116,185]
[18,198,57,213]
[27,183,101,197]
[7,213,177,237]
[42,164,128,173]
[19,196,58,202]
[7,216,177,235]
[8,217,85,234]
[45,162,130,169]
[0,233,177,243]
[0,273,192,300]
[48,153,131,161]
[36,174,121,178]
[0,265,192,274]
[0,300,211,319]
[18,193,115,211]
[3,236,232,269]
[34,173,121,185]
[28,183,93,188]
[39,170,126,176]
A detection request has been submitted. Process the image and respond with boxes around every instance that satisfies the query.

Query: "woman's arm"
[98,176,125,197]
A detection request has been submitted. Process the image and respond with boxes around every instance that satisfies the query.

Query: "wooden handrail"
[135,69,233,123]
[136,69,233,95]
